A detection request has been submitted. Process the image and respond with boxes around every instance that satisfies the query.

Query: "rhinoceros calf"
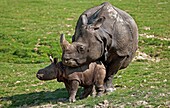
[36,57,106,102]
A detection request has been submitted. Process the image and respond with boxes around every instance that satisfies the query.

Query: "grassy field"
[0,0,169,107]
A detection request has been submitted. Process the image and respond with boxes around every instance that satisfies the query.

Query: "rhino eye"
[77,45,85,54]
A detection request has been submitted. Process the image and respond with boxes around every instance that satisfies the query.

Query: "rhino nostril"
[36,74,44,79]
[65,59,69,61]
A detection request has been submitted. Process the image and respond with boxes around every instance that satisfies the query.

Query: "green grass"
[0,0,169,107]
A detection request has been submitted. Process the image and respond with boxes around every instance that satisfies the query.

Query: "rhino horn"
[60,34,70,50]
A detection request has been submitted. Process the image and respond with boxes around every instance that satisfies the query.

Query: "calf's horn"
[49,55,53,62]
[47,53,54,62]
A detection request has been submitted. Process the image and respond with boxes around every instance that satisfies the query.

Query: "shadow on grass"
[0,88,71,107]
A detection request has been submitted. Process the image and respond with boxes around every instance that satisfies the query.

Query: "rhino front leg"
[68,80,79,102]
[104,56,127,93]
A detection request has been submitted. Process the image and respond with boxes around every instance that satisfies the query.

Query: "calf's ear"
[54,58,58,64]
[60,34,70,50]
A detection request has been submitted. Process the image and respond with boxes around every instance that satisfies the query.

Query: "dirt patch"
[133,50,160,62]
[139,33,170,41]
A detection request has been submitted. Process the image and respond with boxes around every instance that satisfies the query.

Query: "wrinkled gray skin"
[61,2,138,92]
[36,58,106,102]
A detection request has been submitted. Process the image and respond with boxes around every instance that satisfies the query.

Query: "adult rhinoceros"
[60,2,138,92]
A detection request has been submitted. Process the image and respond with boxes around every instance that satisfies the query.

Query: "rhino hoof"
[69,98,76,103]
[105,87,116,93]
[96,92,103,97]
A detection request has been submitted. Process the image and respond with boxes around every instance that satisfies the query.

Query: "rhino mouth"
[62,58,79,67]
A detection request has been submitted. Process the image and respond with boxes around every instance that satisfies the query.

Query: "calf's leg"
[95,67,106,96]
[64,81,71,96]
[69,80,79,102]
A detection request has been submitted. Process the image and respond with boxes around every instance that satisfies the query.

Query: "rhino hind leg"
[104,56,127,92]
[80,85,93,99]
[120,53,136,69]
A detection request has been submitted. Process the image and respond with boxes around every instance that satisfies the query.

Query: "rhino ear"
[82,14,88,25]
[60,34,70,50]
[92,16,105,29]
